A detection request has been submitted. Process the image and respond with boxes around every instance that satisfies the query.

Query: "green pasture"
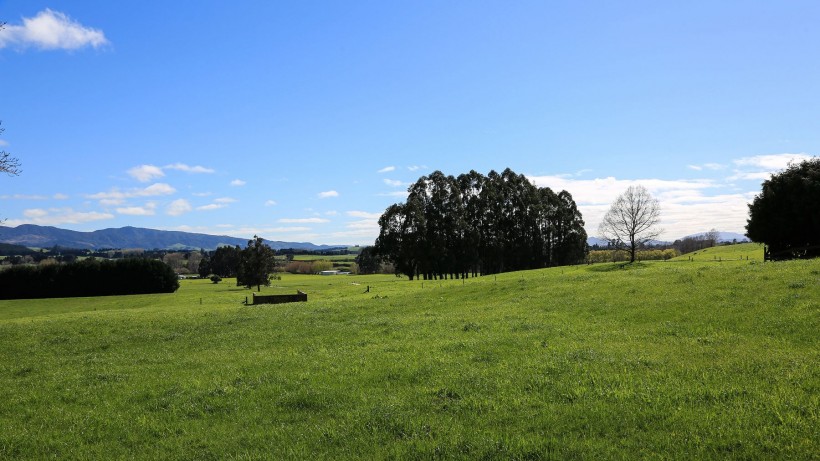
[0,252,817,459]
[671,242,765,262]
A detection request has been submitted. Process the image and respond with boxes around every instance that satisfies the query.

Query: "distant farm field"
[1,244,817,459]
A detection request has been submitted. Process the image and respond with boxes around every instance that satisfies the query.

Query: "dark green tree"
[237,235,276,291]
[746,158,820,260]
[197,253,212,278]
[355,246,382,274]
[209,245,242,277]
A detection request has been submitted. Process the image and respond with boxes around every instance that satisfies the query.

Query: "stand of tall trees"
[375,168,588,280]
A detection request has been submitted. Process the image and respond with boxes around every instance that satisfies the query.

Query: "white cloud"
[346,211,382,219]
[378,166,396,173]
[128,164,165,182]
[164,163,215,174]
[127,163,215,183]
[53,193,69,200]
[0,140,9,147]
[733,153,813,170]
[728,153,816,182]
[378,191,410,198]
[527,173,755,241]
[318,190,339,198]
[87,183,176,203]
[278,217,330,224]
[264,200,278,207]
[214,197,236,204]
[4,207,113,226]
[687,163,725,171]
[166,199,192,216]
[230,179,247,186]
[383,179,406,187]
[196,204,225,211]
[116,203,156,216]
[408,165,427,172]
[0,194,49,200]
[0,9,109,50]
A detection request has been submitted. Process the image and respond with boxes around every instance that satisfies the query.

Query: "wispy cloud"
[196,197,236,211]
[87,183,176,205]
[733,153,813,170]
[128,163,215,182]
[0,194,50,200]
[4,208,113,226]
[230,179,247,186]
[278,217,330,224]
[0,9,109,51]
[378,166,396,173]
[383,179,406,187]
[378,191,410,198]
[346,211,381,219]
[166,199,192,216]
[687,163,726,171]
[318,190,339,198]
[408,165,427,172]
[196,203,225,211]
[264,200,277,207]
[728,153,815,182]
[116,203,157,216]
[164,163,215,174]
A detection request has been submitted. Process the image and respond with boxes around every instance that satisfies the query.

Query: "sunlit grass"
[0,257,817,459]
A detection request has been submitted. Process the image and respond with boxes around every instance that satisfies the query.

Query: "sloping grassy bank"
[0,256,817,459]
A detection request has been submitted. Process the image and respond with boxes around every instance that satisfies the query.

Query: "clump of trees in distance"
[746,157,820,260]
[375,168,588,280]
[0,258,179,300]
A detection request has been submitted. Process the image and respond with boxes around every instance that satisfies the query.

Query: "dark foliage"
[237,236,276,291]
[355,246,382,274]
[746,158,820,260]
[206,245,242,277]
[0,258,179,300]
[375,168,588,280]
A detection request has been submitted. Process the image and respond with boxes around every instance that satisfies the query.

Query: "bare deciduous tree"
[598,185,662,263]
[0,121,21,177]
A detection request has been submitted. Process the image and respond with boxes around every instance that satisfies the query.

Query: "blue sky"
[1,1,818,245]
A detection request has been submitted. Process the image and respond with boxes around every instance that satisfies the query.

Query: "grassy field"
[0,244,817,459]
[670,242,765,262]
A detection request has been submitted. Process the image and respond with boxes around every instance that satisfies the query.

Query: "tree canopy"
[237,236,276,291]
[746,157,820,260]
[375,168,588,280]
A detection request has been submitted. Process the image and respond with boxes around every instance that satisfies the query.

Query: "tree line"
[0,258,179,300]
[375,168,588,280]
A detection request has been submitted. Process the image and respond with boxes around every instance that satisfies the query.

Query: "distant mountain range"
[0,225,345,252]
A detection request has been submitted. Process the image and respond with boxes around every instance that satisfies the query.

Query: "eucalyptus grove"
[375,168,588,280]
